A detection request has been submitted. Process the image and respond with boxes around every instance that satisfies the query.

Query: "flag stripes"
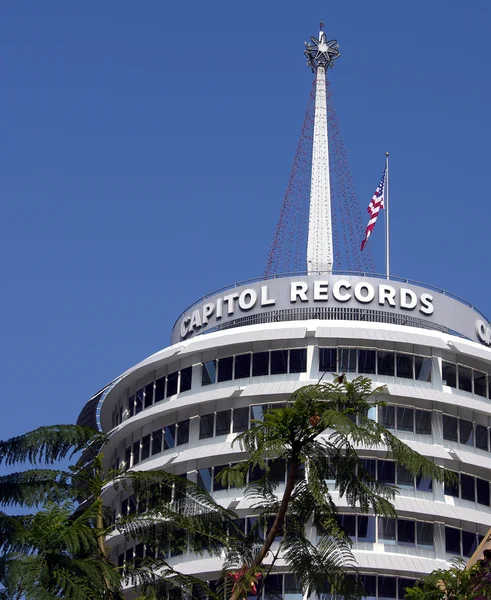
[361,167,386,251]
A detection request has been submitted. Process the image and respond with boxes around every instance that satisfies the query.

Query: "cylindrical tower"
[77,23,491,600]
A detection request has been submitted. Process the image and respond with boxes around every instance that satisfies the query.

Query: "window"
[319,348,337,372]
[357,516,376,543]
[199,414,214,439]
[460,473,475,502]
[144,383,154,408]
[132,441,140,466]
[415,356,432,382]
[444,471,459,498]
[380,406,395,430]
[378,460,395,484]
[337,514,356,539]
[397,519,415,546]
[141,435,150,461]
[462,531,478,558]
[443,415,458,443]
[213,465,227,492]
[269,458,286,483]
[180,367,192,392]
[128,395,135,418]
[361,575,376,600]
[125,446,131,469]
[339,348,356,373]
[397,407,414,432]
[358,349,376,374]
[176,420,189,446]
[218,357,233,382]
[250,404,268,423]
[417,522,434,549]
[476,424,489,451]
[378,351,395,376]
[152,430,162,455]
[474,371,487,397]
[202,360,217,385]
[233,408,249,433]
[234,353,251,379]
[289,348,307,373]
[379,576,397,600]
[459,420,474,446]
[397,353,413,379]
[477,478,490,506]
[166,372,178,397]
[270,350,288,375]
[216,411,231,436]
[442,362,457,387]
[458,366,473,393]
[415,410,432,435]
[379,518,396,544]
[252,351,269,376]
[197,468,212,492]
[155,377,165,403]
[135,389,143,414]
[164,424,176,450]
[397,465,414,488]
[416,471,433,492]
[445,527,459,554]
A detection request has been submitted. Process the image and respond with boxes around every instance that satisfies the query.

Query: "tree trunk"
[229,458,299,600]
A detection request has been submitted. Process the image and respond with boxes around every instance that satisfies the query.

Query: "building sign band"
[172,275,491,348]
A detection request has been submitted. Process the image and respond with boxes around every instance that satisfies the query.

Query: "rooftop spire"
[305,23,340,274]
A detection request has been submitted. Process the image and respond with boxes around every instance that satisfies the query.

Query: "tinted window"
[397,407,414,432]
[358,349,376,374]
[132,441,140,465]
[378,461,395,484]
[462,531,477,558]
[144,383,154,408]
[415,356,432,382]
[199,414,214,439]
[379,576,397,600]
[417,522,434,549]
[252,352,269,376]
[216,410,231,436]
[141,435,150,461]
[379,518,396,543]
[339,348,356,373]
[319,348,337,372]
[128,395,135,418]
[397,465,414,488]
[445,471,459,497]
[477,478,490,506]
[415,410,432,435]
[125,446,131,469]
[397,353,413,379]
[135,389,144,414]
[166,372,178,397]
[233,407,249,433]
[443,415,458,442]
[378,351,395,376]
[459,420,474,446]
[176,420,189,446]
[398,519,415,545]
[289,348,307,373]
[250,404,268,423]
[152,430,162,455]
[380,405,395,430]
[202,360,217,385]
[270,350,288,375]
[180,367,192,392]
[269,458,286,483]
[213,465,227,492]
[445,527,460,554]
[164,424,176,450]
[234,353,251,379]
[476,425,488,451]
[217,357,233,382]
[458,366,473,393]
[460,474,475,502]
[155,377,165,403]
[357,516,375,543]
[416,472,433,492]
[197,468,212,492]
[474,371,487,397]
[442,362,457,387]
[337,514,356,538]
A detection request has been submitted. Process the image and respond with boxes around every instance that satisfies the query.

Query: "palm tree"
[217,376,450,600]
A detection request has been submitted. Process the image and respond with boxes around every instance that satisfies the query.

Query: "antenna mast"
[304,21,340,274]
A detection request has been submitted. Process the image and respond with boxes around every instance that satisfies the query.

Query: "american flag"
[361,167,386,251]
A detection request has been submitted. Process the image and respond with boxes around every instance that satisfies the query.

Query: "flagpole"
[385,151,390,279]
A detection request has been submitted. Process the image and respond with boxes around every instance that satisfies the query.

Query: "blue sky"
[0,1,490,439]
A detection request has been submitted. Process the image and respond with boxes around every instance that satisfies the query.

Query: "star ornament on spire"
[304,23,340,73]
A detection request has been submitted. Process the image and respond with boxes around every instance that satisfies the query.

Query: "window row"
[334,515,434,550]
[446,525,484,558]
[379,405,432,435]
[442,414,491,451]
[116,419,190,470]
[319,348,432,382]
[442,361,491,398]
[444,471,491,506]
[202,348,308,385]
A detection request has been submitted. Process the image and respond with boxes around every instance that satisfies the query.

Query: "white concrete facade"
[86,315,491,599]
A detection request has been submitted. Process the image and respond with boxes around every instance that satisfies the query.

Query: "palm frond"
[0,470,73,508]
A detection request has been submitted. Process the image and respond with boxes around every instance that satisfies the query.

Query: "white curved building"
[76,24,491,600]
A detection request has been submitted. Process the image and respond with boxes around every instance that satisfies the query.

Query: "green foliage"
[404,558,491,600]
